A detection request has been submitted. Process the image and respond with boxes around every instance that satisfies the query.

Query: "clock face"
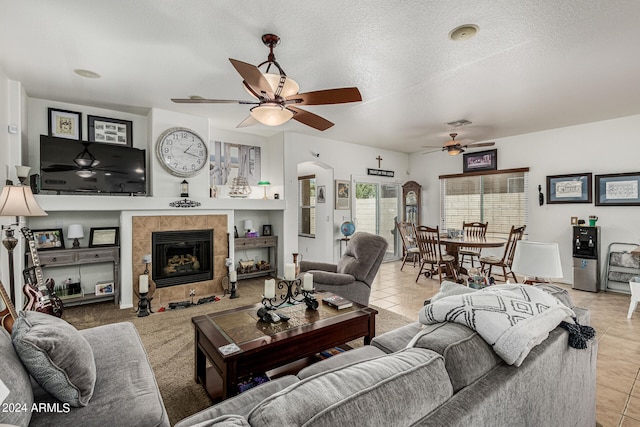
[156,127,208,177]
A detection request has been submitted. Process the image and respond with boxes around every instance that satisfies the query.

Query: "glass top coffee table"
[192,297,377,401]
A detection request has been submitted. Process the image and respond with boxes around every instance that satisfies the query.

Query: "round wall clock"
[156,127,208,177]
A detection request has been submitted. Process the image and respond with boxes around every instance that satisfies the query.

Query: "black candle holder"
[261,278,318,310]
[137,292,151,317]
[230,279,239,299]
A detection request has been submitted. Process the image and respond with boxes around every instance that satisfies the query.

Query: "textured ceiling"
[2,0,640,153]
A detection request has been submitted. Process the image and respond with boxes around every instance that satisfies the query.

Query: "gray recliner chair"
[299,232,388,306]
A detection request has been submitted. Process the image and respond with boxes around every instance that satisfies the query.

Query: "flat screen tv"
[40,135,147,194]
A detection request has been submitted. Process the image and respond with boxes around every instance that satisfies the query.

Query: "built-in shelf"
[234,236,278,280]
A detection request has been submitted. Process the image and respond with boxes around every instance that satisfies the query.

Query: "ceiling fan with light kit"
[172,34,362,131]
[421,133,495,156]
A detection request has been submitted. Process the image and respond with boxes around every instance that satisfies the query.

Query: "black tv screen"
[40,135,146,194]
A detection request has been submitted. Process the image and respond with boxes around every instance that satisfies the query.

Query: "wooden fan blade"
[286,87,362,106]
[288,106,334,131]
[421,148,444,155]
[171,98,257,104]
[464,142,495,148]
[236,115,258,128]
[229,58,274,98]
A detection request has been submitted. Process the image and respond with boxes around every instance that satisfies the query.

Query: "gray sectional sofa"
[175,287,597,427]
[1,311,169,427]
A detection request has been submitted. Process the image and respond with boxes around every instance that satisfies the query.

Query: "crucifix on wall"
[376,155,383,168]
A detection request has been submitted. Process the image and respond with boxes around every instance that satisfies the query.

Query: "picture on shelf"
[262,224,272,236]
[32,228,65,251]
[95,281,114,295]
[89,227,119,247]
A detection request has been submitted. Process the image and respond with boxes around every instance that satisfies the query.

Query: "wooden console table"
[26,246,120,306]
[234,236,278,279]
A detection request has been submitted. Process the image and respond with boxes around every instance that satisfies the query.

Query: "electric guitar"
[20,227,63,317]
[0,281,18,333]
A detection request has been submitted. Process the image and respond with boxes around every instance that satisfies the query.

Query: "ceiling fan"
[422,133,495,156]
[171,34,362,131]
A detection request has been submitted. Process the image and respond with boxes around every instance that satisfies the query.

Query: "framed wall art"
[32,228,65,251]
[89,227,120,247]
[48,108,82,140]
[546,173,592,204]
[88,115,133,146]
[317,185,326,203]
[595,172,640,206]
[335,180,351,210]
[463,149,497,173]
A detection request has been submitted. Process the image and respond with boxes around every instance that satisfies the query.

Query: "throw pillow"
[12,311,96,407]
[430,280,478,303]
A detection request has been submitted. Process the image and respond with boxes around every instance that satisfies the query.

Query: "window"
[440,168,529,237]
[298,175,316,237]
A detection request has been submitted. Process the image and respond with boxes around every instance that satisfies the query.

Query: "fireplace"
[152,229,213,288]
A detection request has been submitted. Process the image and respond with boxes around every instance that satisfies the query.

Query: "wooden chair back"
[414,225,444,264]
[503,225,527,266]
[397,221,417,251]
[463,221,488,239]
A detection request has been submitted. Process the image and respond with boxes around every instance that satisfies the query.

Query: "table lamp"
[67,224,84,248]
[258,181,270,199]
[0,184,48,304]
[511,241,563,284]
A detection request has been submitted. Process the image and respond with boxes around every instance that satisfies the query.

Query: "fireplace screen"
[152,229,213,287]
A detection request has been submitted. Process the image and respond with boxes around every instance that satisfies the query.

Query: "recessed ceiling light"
[449,25,479,41]
[74,69,101,79]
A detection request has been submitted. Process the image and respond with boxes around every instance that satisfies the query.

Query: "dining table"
[439,234,507,276]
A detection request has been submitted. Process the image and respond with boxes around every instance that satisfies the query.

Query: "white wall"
[410,114,640,288]
[283,131,410,264]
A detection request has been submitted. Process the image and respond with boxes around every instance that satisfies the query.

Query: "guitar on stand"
[0,281,18,333]
[20,227,63,317]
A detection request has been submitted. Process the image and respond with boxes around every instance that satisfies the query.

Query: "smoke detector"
[449,25,479,41]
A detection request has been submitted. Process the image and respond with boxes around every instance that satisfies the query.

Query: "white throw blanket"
[415,284,575,366]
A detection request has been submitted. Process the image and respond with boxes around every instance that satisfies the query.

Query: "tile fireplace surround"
[131,214,228,307]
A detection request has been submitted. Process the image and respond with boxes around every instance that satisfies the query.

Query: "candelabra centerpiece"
[261,269,317,311]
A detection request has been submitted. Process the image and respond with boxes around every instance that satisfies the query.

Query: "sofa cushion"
[175,376,299,426]
[28,322,169,427]
[408,322,502,392]
[11,311,96,407]
[0,327,34,427]
[184,414,251,427]
[371,321,423,353]
[248,348,453,427]
[533,283,575,308]
[297,345,386,379]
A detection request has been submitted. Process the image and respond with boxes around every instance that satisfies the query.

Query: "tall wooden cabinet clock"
[402,181,421,224]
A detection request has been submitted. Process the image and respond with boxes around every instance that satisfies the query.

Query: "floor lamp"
[0,184,48,305]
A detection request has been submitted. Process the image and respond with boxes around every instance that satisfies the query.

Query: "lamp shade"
[511,241,563,279]
[250,104,294,126]
[243,219,254,231]
[258,181,271,186]
[0,185,47,217]
[67,224,84,239]
[15,166,31,180]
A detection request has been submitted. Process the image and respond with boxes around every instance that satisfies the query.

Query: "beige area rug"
[62,279,415,425]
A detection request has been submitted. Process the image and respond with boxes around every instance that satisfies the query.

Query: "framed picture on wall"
[546,173,592,204]
[317,185,326,203]
[335,180,350,210]
[88,115,133,147]
[463,149,497,173]
[48,108,82,140]
[595,172,640,206]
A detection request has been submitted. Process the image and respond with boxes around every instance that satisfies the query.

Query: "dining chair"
[396,221,420,271]
[459,221,489,268]
[414,225,458,283]
[479,225,526,282]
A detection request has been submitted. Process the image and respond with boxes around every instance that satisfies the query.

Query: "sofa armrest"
[300,260,337,273]
[309,271,354,286]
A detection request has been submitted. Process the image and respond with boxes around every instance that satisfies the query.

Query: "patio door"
[353,180,400,261]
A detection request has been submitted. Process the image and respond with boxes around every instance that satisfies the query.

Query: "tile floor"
[370,260,640,427]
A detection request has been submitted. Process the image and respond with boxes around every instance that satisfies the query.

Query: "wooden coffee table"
[192,298,377,401]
